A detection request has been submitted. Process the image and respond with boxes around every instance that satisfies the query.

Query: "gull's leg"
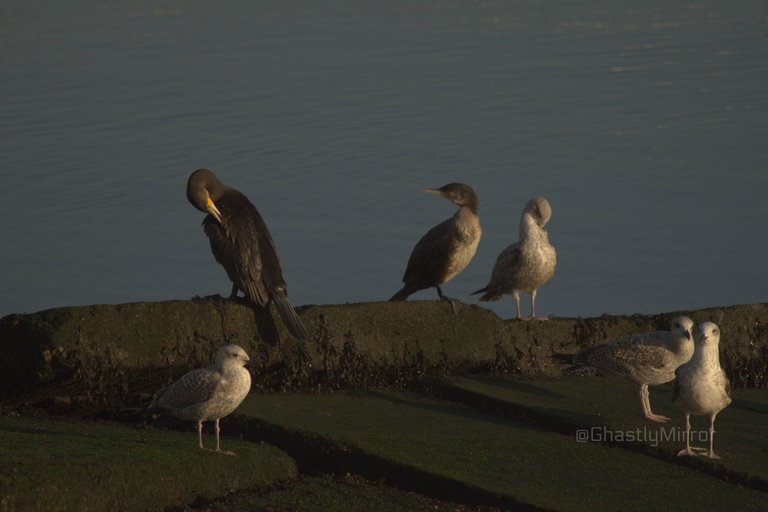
[436,286,460,315]
[530,289,550,320]
[641,385,670,422]
[197,420,205,450]
[706,413,721,459]
[214,418,236,456]
[513,292,522,320]
[677,414,696,456]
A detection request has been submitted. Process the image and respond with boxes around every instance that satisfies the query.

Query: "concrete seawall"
[1,299,766,412]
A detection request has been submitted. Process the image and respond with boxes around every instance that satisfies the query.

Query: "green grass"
[0,415,297,512]
[236,389,768,512]
[205,474,502,512]
[442,375,768,483]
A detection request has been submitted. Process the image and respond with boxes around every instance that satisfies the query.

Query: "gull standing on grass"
[472,196,556,320]
[146,344,254,455]
[672,322,732,459]
[553,316,695,422]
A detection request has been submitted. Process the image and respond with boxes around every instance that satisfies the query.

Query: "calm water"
[1,0,767,319]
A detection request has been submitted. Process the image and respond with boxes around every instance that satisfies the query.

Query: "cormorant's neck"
[459,197,478,215]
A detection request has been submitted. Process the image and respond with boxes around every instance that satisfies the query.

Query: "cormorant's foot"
[644,413,671,423]
[676,447,697,457]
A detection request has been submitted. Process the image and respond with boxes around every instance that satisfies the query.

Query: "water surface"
[1,0,767,319]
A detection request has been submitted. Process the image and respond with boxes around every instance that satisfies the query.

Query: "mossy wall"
[1,299,766,413]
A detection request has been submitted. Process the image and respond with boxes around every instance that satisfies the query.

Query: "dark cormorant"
[186,168,309,340]
[472,196,556,320]
[389,183,481,313]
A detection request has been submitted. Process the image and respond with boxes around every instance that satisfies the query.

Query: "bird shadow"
[251,304,281,347]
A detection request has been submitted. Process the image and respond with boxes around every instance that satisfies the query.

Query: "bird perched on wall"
[472,196,556,320]
[145,344,254,455]
[672,321,732,458]
[186,168,308,340]
[553,316,695,422]
[389,183,481,314]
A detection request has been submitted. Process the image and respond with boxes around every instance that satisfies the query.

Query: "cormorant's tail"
[470,286,487,296]
[272,289,309,340]
[389,286,413,302]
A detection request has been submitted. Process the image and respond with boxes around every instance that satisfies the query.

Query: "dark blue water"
[2,0,767,319]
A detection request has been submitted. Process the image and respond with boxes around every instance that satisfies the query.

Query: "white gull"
[147,344,253,455]
[672,321,732,458]
[554,316,695,422]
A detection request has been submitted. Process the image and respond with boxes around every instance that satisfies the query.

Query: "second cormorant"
[186,168,309,340]
[389,183,481,314]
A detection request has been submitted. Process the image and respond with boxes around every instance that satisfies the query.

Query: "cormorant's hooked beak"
[421,187,442,196]
[205,196,222,224]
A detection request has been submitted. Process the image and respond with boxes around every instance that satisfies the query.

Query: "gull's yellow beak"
[206,196,223,223]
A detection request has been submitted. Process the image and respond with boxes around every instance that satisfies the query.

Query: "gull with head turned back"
[472,196,556,320]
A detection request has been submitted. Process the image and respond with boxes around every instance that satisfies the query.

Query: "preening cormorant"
[186,168,309,340]
[472,196,556,320]
[389,183,481,314]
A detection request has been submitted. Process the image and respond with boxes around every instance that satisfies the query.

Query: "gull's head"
[523,196,552,228]
[696,322,721,347]
[671,316,694,341]
[215,344,252,369]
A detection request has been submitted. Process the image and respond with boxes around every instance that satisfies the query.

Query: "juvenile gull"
[672,322,732,458]
[472,196,556,320]
[389,183,481,314]
[187,168,309,340]
[553,316,694,422]
[147,344,253,455]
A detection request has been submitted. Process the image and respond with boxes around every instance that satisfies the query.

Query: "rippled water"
[1,0,767,319]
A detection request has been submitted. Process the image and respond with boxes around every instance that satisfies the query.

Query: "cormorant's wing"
[402,218,456,288]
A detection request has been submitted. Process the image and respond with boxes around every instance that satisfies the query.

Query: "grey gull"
[147,344,254,455]
[389,183,481,314]
[472,196,556,320]
[553,316,694,422]
[672,321,732,458]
